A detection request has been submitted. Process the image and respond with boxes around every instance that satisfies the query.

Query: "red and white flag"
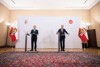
[78,28,88,43]
[9,20,18,42]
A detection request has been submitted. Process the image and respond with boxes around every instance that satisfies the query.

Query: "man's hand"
[27,33,30,36]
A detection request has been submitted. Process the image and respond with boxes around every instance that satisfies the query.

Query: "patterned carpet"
[0,52,100,67]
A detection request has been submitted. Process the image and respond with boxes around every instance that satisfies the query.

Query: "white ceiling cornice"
[0,0,10,9]
[0,0,100,10]
[85,0,100,9]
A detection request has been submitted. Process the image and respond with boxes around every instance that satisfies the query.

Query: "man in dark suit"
[57,25,69,51]
[30,25,39,51]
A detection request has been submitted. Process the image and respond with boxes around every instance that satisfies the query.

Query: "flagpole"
[6,26,9,47]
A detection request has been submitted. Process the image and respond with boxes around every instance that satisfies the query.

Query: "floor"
[0,47,100,55]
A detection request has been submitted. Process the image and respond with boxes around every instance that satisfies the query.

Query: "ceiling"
[0,0,100,10]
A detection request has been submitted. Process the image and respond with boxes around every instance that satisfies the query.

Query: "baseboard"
[97,47,100,49]
[0,46,15,48]
[0,46,6,48]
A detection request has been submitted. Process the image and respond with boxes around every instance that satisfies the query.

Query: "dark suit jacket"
[57,29,68,38]
[31,29,38,40]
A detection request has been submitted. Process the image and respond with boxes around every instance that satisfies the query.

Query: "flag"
[9,20,18,42]
[78,28,88,43]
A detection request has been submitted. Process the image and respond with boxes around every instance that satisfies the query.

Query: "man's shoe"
[30,50,33,51]
[61,49,65,52]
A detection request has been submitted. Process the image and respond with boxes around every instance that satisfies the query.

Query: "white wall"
[16,16,82,48]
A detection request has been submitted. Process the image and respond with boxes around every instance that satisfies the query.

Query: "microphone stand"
[58,33,60,52]
[25,33,29,52]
